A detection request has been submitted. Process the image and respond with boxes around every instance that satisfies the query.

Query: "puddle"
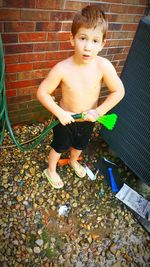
[40,207,80,236]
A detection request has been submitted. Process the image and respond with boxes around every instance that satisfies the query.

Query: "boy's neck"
[72,54,95,67]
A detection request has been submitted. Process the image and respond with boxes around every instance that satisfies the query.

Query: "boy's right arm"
[36,64,74,125]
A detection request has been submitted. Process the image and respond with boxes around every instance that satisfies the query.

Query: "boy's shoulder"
[97,55,112,67]
[54,56,72,69]
[96,56,115,73]
[51,56,72,76]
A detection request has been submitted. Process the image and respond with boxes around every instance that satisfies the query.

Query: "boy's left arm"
[85,59,125,121]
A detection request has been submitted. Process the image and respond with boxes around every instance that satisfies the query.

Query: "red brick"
[17,69,49,80]
[107,14,118,23]
[61,22,72,31]
[134,15,142,23]
[4,22,35,32]
[122,23,138,31]
[2,33,18,43]
[122,0,145,4]
[99,0,122,2]
[110,4,129,13]
[118,60,125,66]
[19,32,46,42]
[116,14,140,23]
[17,86,37,96]
[6,79,42,89]
[107,47,124,54]
[7,95,31,104]
[111,61,118,68]
[65,1,89,11]
[0,22,3,33]
[55,32,70,41]
[33,60,58,70]
[109,23,122,31]
[139,0,147,4]
[106,31,112,39]
[5,73,17,82]
[99,48,107,57]
[5,54,20,64]
[47,32,70,41]
[19,53,45,63]
[105,39,119,47]
[7,103,19,112]
[4,0,36,8]
[128,32,136,38]
[34,42,59,52]
[21,10,50,21]
[6,63,33,73]
[116,65,123,74]
[36,0,64,9]
[36,22,61,32]
[111,31,129,39]
[113,53,128,60]
[4,44,33,54]
[6,89,16,98]
[123,47,130,53]
[118,39,132,46]
[46,51,72,60]
[0,9,20,21]
[59,41,72,50]
[50,11,75,21]
[128,6,145,14]
[17,71,34,81]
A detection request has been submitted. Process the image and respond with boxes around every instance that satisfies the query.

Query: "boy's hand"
[83,109,99,122]
[57,110,75,126]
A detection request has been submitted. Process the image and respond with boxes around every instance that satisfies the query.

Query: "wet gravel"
[0,120,150,267]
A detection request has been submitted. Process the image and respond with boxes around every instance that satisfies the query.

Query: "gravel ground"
[0,120,150,267]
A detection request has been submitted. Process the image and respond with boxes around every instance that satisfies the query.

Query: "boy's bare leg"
[69,147,86,177]
[69,147,82,163]
[47,148,63,187]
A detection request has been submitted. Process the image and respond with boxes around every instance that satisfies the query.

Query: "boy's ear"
[103,39,106,47]
[70,33,75,47]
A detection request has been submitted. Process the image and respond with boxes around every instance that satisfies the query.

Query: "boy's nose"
[84,41,92,51]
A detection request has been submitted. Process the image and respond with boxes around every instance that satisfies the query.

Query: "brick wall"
[0,0,147,124]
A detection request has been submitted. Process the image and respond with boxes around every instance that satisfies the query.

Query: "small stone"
[16,195,24,202]
[26,247,33,254]
[76,261,83,267]
[72,202,78,208]
[124,253,132,262]
[33,246,41,254]
[13,240,19,246]
[87,235,92,244]
[111,262,121,267]
[35,239,43,247]
[110,243,117,255]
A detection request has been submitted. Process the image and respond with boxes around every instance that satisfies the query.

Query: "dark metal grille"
[101,17,150,186]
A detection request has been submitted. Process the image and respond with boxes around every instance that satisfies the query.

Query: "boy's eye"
[93,39,98,43]
[80,37,85,40]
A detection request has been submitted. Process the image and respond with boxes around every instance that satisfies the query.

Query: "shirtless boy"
[37,5,125,188]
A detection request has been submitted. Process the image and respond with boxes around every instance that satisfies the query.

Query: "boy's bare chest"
[62,68,102,93]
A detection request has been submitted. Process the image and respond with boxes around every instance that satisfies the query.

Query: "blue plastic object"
[108,167,119,193]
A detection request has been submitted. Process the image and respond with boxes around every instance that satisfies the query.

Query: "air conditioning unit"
[101,16,150,186]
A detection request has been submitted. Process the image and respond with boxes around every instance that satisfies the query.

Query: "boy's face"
[70,26,105,64]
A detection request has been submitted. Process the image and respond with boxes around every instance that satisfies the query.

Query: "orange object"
[58,156,82,166]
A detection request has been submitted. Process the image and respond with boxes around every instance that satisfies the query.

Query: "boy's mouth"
[82,54,91,59]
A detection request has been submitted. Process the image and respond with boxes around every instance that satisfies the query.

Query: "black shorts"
[51,121,94,153]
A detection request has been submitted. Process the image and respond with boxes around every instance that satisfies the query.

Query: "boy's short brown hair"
[71,5,108,41]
